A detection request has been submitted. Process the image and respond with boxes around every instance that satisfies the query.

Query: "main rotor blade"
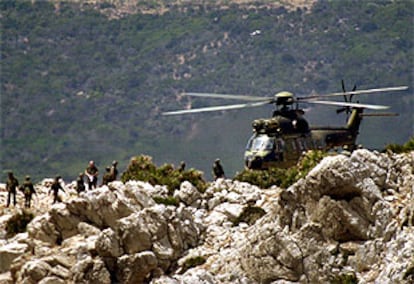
[162,101,270,116]
[306,100,390,110]
[184,92,270,101]
[301,86,408,100]
[361,113,399,117]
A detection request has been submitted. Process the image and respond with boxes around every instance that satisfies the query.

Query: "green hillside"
[1,0,413,181]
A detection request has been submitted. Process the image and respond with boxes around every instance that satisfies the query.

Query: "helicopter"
[163,83,408,170]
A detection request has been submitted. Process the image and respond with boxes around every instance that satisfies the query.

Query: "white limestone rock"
[0,242,29,273]
[173,181,201,206]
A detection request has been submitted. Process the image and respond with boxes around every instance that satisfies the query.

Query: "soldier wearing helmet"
[6,171,19,207]
[76,173,86,194]
[102,166,112,186]
[110,160,118,182]
[49,176,65,204]
[212,159,225,180]
[20,176,36,208]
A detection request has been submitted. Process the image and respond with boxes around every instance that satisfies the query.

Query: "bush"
[330,272,358,284]
[153,195,179,206]
[233,205,266,226]
[121,155,208,193]
[234,150,326,189]
[181,256,206,273]
[384,137,414,153]
[6,210,34,238]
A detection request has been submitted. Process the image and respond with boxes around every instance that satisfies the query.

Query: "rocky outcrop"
[0,149,413,283]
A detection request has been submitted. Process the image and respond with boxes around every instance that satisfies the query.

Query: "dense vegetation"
[121,155,207,193]
[384,136,414,154]
[1,0,413,182]
[234,149,327,188]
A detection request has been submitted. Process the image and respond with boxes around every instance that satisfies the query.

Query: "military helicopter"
[163,83,408,170]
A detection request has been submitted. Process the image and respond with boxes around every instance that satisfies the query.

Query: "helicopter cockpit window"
[246,135,274,151]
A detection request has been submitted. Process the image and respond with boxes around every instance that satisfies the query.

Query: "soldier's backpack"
[24,185,31,195]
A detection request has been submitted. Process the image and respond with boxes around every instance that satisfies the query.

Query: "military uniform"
[20,176,36,208]
[76,173,85,194]
[6,172,19,207]
[85,161,99,189]
[212,159,225,180]
[50,176,65,204]
[102,167,112,186]
[110,161,118,182]
[178,161,186,172]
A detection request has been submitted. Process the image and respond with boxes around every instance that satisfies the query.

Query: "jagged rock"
[116,251,158,284]
[0,272,13,284]
[174,181,202,207]
[38,276,66,284]
[1,150,413,283]
[95,228,123,258]
[71,256,111,284]
[77,222,101,238]
[116,211,156,254]
[0,242,29,273]
[214,202,245,222]
[239,223,304,282]
[20,259,52,282]
[27,214,60,244]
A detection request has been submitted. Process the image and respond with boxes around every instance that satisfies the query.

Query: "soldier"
[102,167,112,186]
[178,161,186,172]
[6,171,19,207]
[85,160,99,189]
[20,176,36,208]
[212,159,225,180]
[76,173,86,194]
[49,176,65,204]
[110,160,118,182]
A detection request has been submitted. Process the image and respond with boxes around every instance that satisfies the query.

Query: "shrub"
[330,272,358,284]
[181,256,206,273]
[6,210,34,238]
[384,136,414,153]
[234,150,326,189]
[234,167,287,189]
[233,205,266,226]
[121,155,208,193]
[153,195,179,206]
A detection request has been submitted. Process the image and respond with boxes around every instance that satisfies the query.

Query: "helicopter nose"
[246,156,263,169]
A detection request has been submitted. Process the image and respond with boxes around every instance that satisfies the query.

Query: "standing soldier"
[102,167,112,186]
[212,159,225,180]
[178,161,186,172]
[49,176,65,204]
[76,173,86,194]
[85,160,99,189]
[110,160,118,182]
[20,176,36,208]
[6,171,19,207]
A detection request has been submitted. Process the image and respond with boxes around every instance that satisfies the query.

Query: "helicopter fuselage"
[162,85,407,170]
[244,108,363,170]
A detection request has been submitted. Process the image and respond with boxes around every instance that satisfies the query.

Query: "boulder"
[95,227,123,258]
[0,242,29,273]
[173,181,201,207]
[71,256,111,284]
[20,260,52,282]
[116,251,158,284]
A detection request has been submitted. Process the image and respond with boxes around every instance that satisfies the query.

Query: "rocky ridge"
[0,149,413,283]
